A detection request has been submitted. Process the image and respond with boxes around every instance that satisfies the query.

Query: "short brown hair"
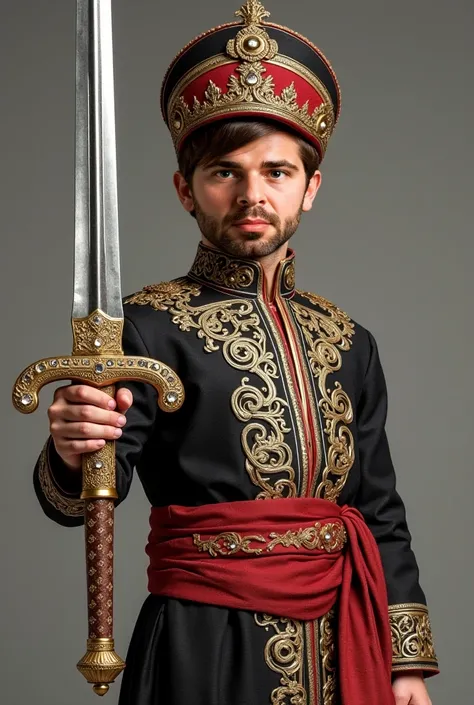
[177,119,321,186]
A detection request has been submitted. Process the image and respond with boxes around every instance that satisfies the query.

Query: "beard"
[192,199,303,259]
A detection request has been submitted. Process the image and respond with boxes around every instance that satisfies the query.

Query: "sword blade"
[73,0,123,320]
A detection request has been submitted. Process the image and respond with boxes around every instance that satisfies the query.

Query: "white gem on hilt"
[94,338,102,348]
[152,363,160,371]
[95,461,103,469]
[49,359,59,367]
[247,38,260,49]
[324,533,332,541]
[246,73,258,85]
[106,360,114,367]
[36,363,46,373]
[95,363,105,374]
[229,543,237,550]
[21,394,33,406]
[93,315,102,325]
[166,392,178,404]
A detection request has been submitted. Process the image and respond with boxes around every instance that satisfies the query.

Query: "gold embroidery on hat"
[169,0,335,153]
[227,1,278,64]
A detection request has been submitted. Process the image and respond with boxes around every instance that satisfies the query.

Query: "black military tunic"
[34,243,438,705]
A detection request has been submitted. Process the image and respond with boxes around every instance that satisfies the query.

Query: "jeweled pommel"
[160,0,341,161]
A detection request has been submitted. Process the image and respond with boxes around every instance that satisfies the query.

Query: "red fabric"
[146,498,395,705]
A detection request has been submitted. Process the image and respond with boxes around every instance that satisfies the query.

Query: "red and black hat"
[160,0,341,161]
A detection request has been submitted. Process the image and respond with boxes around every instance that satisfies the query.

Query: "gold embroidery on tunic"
[38,440,85,517]
[389,603,438,669]
[193,521,346,556]
[126,279,297,498]
[320,609,337,705]
[255,614,307,705]
[290,293,355,502]
[189,248,255,290]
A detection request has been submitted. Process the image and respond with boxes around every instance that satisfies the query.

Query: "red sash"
[146,498,395,705]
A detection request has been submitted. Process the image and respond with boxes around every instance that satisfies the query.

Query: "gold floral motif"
[189,248,255,290]
[127,279,297,498]
[71,310,123,355]
[124,278,202,311]
[171,60,334,152]
[389,603,438,668]
[235,0,270,26]
[193,531,266,556]
[227,2,278,64]
[320,609,337,705]
[290,292,355,502]
[255,614,307,704]
[193,521,346,556]
[38,439,84,517]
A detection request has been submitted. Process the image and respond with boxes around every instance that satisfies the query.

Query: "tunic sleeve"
[354,329,439,677]
[32,315,158,528]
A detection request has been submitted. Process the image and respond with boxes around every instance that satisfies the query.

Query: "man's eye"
[270,170,285,179]
[216,170,234,179]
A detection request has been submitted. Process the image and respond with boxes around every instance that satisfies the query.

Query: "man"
[33,2,439,703]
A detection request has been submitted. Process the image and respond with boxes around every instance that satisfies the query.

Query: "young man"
[34,2,438,703]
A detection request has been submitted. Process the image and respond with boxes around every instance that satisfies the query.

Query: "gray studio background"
[1,0,472,703]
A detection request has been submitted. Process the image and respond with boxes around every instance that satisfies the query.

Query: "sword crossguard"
[12,354,184,414]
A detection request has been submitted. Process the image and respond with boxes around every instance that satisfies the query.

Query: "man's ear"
[302,170,322,212]
[173,171,195,213]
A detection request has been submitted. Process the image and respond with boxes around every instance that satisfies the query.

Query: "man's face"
[174,131,321,260]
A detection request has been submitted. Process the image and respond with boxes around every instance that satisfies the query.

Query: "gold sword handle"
[76,384,124,696]
[12,311,185,695]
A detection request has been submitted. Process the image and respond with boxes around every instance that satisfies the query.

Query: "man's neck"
[201,237,289,299]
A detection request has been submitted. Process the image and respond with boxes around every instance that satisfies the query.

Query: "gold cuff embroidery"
[389,603,438,669]
[193,522,347,557]
[38,439,85,517]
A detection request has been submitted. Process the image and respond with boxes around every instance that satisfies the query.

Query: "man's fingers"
[61,384,118,409]
[49,403,126,427]
[116,387,133,412]
[51,421,123,440]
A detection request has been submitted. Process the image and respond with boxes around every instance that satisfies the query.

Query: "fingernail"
[117,415,126,426]
[108,400,116,409]
[114,428,122,438]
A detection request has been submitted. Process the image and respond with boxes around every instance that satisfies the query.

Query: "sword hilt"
[13,310,185,695]
[12,354,184,414]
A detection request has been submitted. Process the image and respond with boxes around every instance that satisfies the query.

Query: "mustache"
[223,206,280,227]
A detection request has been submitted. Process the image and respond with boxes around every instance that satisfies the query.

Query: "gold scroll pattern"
[189,248,255,290]
[193,521,347,557]
[38,439,85,517]
[389,603,438,670]
[290,292,355,502]
[125,279,298,499]
[320,609,337,705]
[255,614,307,705]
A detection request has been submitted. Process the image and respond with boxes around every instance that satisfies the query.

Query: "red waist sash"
[146,498,395,705]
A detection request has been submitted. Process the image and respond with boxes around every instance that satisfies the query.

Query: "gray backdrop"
[1,1,472,703]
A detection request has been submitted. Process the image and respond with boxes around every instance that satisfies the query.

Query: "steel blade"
[73,0,123,320]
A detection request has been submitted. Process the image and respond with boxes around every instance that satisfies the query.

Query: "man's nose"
[236,174,266,207]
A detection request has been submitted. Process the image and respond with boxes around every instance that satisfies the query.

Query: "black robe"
[34,243,438,705]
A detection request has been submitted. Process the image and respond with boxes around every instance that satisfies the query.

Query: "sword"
[12,0,184,695]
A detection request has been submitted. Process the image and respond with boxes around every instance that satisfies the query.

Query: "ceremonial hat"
[160,0,341,161]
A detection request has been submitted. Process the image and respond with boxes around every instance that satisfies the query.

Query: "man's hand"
[392,671,432,704]
[48,385,133,470]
